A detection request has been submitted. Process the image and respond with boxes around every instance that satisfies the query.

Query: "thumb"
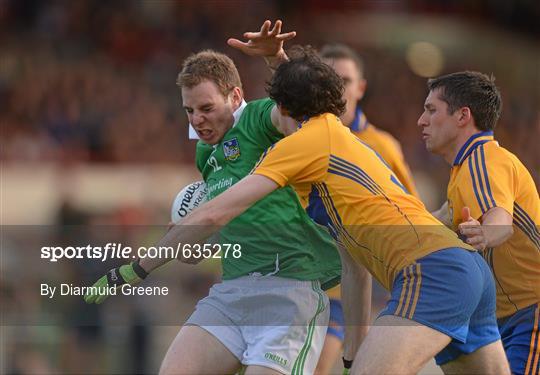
[227,38,247,49]
[462,207,472,222]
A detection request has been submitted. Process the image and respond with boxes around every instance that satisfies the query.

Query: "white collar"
[188,100,247,140]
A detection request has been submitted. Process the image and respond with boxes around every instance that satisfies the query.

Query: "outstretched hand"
[227,20,296,58]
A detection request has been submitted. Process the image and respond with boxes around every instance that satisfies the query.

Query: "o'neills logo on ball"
[176,183,207,218]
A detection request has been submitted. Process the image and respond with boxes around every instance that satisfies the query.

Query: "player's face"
[417,88,459,155]
[324,58,366,125]
[182,80,241,145]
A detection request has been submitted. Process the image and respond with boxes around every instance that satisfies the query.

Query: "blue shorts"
[379,247,500,365]
[326,298,345,341]
[498,303,540,375]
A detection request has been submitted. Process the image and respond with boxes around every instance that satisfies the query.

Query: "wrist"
[264,50,289,72]
[132,259,149,279]
[343,357,353,369]
[117,260,148,284]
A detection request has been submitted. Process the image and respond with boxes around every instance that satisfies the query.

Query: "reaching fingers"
[227,38,249,50]
[270,20,282,36]
[243,31,260,39]
[465,236,486,250]
[260,20,271,35]
[461,206,472,222]
[84,275,107,304]
[459,225,482,236]
[276,31,296,41]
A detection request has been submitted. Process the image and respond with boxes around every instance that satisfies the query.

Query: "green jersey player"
[195,97,340,284]
[85,21,341,375]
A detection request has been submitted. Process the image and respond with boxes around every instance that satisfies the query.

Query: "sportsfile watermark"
[40,243,243,262]
[2,224,526,327]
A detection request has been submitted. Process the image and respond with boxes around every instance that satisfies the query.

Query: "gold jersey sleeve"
[448,133,540,318]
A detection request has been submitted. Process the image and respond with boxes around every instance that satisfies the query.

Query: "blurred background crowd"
[1,0,538,173]
[1,0,539,373]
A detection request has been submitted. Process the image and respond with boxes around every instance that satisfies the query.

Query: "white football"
[170,181,208,224]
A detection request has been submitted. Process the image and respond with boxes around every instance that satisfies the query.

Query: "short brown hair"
[319,44,365,77]
[177,50,242,97]
[428,71,502,131]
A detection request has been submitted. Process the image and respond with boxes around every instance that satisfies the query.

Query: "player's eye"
[185,108,193,114]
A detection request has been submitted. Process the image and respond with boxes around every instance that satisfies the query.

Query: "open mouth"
[197,129,213,139]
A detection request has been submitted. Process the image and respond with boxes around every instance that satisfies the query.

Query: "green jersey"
[196,98,340,288]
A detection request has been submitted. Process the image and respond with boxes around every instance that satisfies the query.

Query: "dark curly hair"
[268,46,346,122]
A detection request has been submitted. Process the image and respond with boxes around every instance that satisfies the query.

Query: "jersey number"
[208,156,222,172]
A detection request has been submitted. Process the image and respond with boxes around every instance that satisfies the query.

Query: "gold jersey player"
[316,43,420,374]
[418,71,540,375]
[149,48,510,374]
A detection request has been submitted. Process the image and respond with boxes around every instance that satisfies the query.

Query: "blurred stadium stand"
[1,1,538,374]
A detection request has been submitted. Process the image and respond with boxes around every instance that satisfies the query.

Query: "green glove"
[342,369,350,375]
[84,261,148,304]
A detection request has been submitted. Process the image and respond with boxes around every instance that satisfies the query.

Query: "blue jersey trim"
[350,107,369,132]
[473,148,492,213]
[468,153,487,213]
[479,146,497,208]
[453,131,494,166]
[328,168,378,196]
[391,174,409,194]
[329,155,384,195]
[307,185,338,239]
[513,203,540,249]
[312,183,375,255]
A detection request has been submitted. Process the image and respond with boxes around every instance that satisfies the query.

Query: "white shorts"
[186,275,329,375]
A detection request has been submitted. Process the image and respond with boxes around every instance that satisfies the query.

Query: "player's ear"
[457,107,472,127]
[357,78,367,100]
[230,87,243,107]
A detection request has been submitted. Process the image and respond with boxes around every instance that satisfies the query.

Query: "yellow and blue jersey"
[350,108,419,198]
[253,113,471,290]
[447,131,540,319]
[325,108,421,300]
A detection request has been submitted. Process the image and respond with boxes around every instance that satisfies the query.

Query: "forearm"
[339,247,372,360]
[139,211,217,272]
[139,255,173,274]
[342,271,371,360]
[481,209,514,247]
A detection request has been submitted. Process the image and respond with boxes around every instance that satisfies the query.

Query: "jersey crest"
[223,138,241,161]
